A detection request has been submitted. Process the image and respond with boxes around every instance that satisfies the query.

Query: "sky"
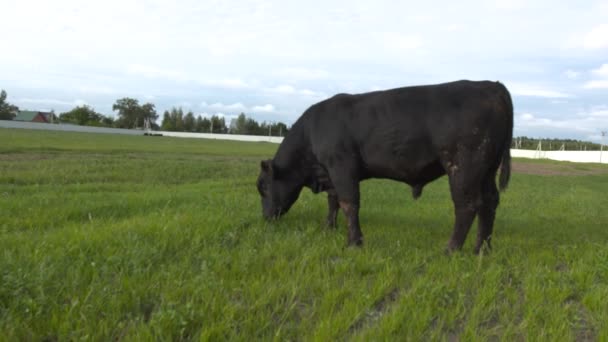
[1,0,608,141]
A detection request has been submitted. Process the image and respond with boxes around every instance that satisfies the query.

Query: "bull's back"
[305,81,512,181]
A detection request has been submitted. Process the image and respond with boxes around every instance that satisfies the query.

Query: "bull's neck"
[273,123,310,176]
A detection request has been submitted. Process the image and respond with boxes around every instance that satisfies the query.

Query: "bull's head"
[257,159,303,220]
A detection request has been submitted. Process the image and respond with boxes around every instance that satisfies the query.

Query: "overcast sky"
[1,0,608,141]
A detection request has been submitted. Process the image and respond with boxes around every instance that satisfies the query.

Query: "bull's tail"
[498,82,513,192]
[499,146,511,191]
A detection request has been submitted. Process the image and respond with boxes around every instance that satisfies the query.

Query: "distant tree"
[161,110,173,131]
[513,136,603,151]
[195,115,211,132]
[233,113,247,134]
[100,116,115,127]
[210,115,227,133]
[112,98,158,129]
[140,103,158,128]
[246,115,261,135]
[175,108,184,132]
[227,112,289,136]
[0,89,19,120]
[195,115,204,132]
[112,98,139,128]
[183,111,195,132]
[59,105,102,125]
[273,122,288,136]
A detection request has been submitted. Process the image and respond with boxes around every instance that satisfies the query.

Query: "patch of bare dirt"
[347,287,400,334]
[512,161,608,176]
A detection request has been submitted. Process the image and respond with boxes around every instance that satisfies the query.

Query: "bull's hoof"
[347,237,363,247]
[445,241,463,255]
[325,219,337,229]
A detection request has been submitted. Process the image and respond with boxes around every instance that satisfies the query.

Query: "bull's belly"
[362,154,445,186]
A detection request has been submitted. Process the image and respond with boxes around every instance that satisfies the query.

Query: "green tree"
[0,89,19,120]
[183,111,195,132]
[195,115,211,132]
[233,113,247,134]
[161,110,173,131]
[273,122,288,136]
[140,103,158,128]
[210,115,227,133]
[112,98,158,129]
[174,108,184,132]
[59,105,102,126]
[100,116,115,127]
[247,118,262,135]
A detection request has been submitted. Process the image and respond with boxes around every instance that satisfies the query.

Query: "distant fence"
[0,120,283,143]
[2,120,607,164]
[511,149,607,164]
[0,120,142,135]
[157,131,283,143]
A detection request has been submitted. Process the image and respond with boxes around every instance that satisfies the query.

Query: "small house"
[14,111,55,123]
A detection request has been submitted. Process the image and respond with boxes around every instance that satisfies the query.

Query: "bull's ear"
[260,159,273,174]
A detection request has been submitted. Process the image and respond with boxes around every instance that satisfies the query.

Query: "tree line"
[513,136,604,151]
[1,89,289,136]
[159,109,288,135]
[160,107,227,133]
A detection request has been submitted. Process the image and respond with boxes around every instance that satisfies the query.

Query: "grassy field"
[1,128,607,341]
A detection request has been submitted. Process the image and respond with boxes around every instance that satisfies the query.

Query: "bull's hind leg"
[326,190,339,228]
[474,175,499,254]
[446,161,483,253]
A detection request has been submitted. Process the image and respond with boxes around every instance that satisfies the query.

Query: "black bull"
[257,80,513,253]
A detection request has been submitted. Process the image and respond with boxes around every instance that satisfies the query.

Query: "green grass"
[1,128,607,341]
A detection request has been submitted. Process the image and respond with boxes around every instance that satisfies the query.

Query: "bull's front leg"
[325,161,363,246]
[326,190,339,228]
[339,201,362,246]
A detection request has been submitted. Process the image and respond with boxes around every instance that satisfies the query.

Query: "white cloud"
[509,83,572,98]
[583,24,608,49]
[443,24,463,32]
[592,63,608,77]
[251,104,276,113]
[583,80,608,89]
[492,0,528,10]
[515,110,608,141]
[299,89,320,96]
[77,85,117,95]
[200,101,277,114]
[579,106,608,117]
[127,64,251,90]
[564,69,580,79]
[521,113,535,121]
[378,32,423,53]
[276,67,329,81]
[200,102,247,112]
[266,84,322,97]
[127,64,187,82]
[268,85,296,94]
[583,63,608,89]
[200,78,250,89]
[15,98,88,107]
